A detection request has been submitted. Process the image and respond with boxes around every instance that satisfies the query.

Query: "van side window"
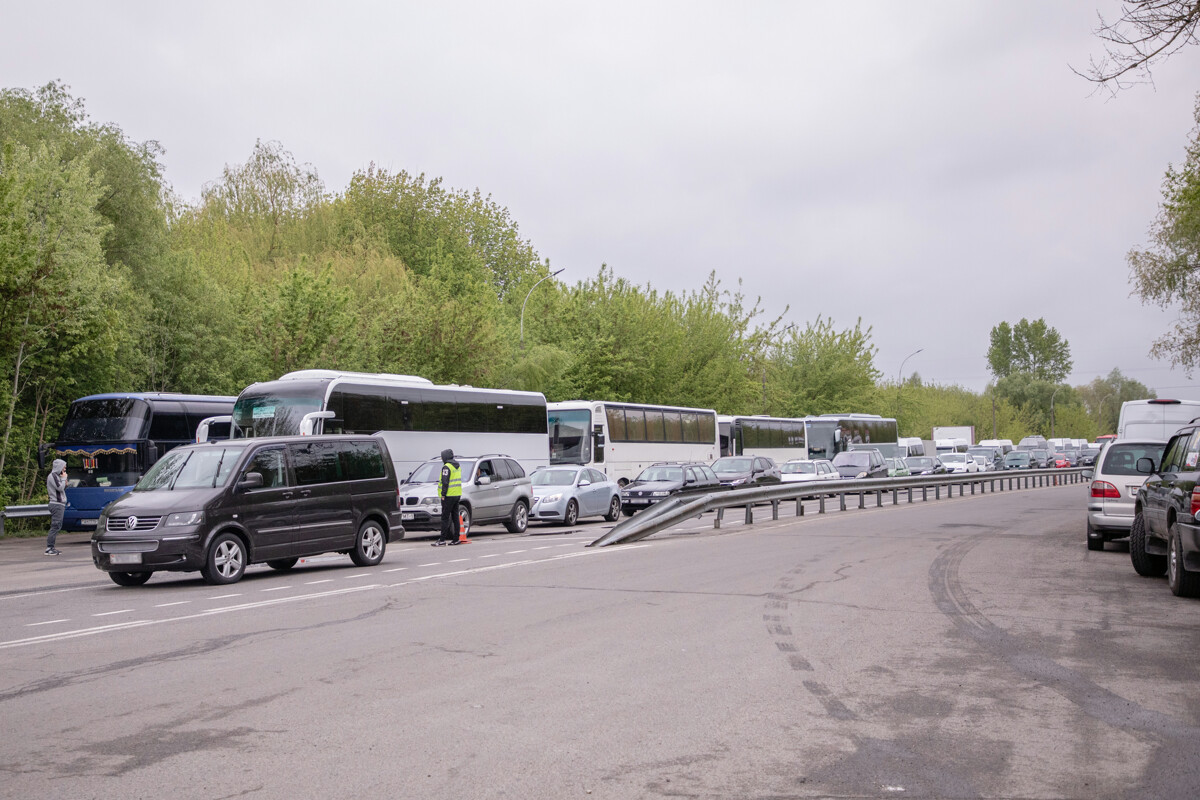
[246,447,289,489]
[339,441,386,480]
[288,441,342,485]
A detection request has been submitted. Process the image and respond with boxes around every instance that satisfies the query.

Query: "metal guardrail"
[588,467,1087,547]
[0,504,51,537]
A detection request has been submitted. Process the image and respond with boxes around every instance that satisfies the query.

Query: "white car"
[970,454,992,471]
[938,453,980,474]
[780,459,839,482]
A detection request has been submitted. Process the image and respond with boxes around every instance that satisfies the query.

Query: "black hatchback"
[1131,421,1200,597]
[91,435,403,587]
[620,462,720,516]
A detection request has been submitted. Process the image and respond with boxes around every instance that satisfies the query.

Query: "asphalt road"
[1,482,1198,800]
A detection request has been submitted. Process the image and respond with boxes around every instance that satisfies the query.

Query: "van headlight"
[166,511,204,527]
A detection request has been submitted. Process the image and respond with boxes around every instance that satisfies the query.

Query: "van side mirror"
[1136,458,1155,474]
[238,472,264,490]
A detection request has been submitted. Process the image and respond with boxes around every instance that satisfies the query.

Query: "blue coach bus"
[40,393,236,531]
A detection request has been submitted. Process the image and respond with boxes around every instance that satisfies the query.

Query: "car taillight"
[1191,487,1200,518]
[1090,481,1120,499]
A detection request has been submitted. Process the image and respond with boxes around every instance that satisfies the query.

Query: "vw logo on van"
[125,516,138,531]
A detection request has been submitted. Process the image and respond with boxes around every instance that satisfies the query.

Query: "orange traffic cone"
[456,509,471,544]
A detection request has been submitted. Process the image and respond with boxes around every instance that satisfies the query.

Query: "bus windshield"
[62,448,140,488]
[549,409,591,464]
[58,398,150,442]
[135,444,249,490]
[233,384,326,438]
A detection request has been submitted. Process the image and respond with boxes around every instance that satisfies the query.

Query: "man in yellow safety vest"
[433,448,463,546]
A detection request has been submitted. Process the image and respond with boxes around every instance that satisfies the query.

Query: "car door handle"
[300,489,312,497]
[281,491,293,499]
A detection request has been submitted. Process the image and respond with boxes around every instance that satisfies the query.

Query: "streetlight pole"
[897,348,924,424]
[1050,386,1063,439]
[1098,393,1114,434]
[520,268,565,351]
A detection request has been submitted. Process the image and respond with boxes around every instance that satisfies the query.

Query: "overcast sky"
[6,1,1200,398]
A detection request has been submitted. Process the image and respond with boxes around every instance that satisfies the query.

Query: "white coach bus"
[718,415,811,461]
[547,400,719,485]
[230,370,549,479]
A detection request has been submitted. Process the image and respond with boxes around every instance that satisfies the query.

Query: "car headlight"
[419,496,440,506]
[542,493,562,504]
[651,491,670,497]
[728,478,746,486]
[856,472,867,479]
[166,511,204,527]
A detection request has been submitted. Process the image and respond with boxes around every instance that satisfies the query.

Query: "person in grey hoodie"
[45,458,67,555]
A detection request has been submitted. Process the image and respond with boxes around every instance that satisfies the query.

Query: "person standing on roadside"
[45,458,67,556]
[433,448,463,546]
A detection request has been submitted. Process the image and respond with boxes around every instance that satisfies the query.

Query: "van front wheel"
[202,533,247,585]
[350,520,387,567]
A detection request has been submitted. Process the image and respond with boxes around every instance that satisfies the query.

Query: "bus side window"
[593,424,605,463]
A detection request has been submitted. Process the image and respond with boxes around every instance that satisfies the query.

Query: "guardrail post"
[892,488,899,506]
[858,492,865,509]
[935,485,941,500]
[771,500,779,521]
[796,497,804,516]
[839,493,846,511]
[875,490,882,508]
[745,505,753,524]
[0,513,4,537]
[908,487,914,504]
[970,481,975,495]
[922,486,928,501]
[714,507,724,529]
[820,495,826,514]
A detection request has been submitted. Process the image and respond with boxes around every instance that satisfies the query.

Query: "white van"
[896,437,925,457]
[1116,399,1200,440]
[935,438,969,454]
[978,438,1013,454]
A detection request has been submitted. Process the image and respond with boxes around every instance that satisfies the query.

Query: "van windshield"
[135,444,249,490]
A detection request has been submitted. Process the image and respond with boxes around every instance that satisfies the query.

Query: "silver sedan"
[530,466,622,526]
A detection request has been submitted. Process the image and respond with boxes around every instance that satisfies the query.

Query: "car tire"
[267,557,299,571]
[108,571,151,587]
[1167,524,1200,597]
[1086,520,1104,552]
[562,499,579,527]
[1130,513,1167,577]
[350,519,387,566]
[605,495,621,522]
[457,504,472,537]
[622,506,636,517]
[202,532,247,585]
[504,500,529,533]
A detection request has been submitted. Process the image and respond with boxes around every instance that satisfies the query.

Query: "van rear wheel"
[350,520,387,566]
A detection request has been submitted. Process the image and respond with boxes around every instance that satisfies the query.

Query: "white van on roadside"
[1116,399,1200,440]
[978,438,1013,454]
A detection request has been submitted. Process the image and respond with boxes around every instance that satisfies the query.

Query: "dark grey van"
[91,435,403,587]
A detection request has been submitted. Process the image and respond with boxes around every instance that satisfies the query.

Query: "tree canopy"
[986,318,1073,383]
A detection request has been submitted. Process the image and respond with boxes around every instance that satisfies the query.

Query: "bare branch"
[1076,1,1200,91]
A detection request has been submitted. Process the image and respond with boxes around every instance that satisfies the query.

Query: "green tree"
[986,318,1073,382]
[1129,95,1200,372]
[1075,368,1154,434]
[770,317,880,416]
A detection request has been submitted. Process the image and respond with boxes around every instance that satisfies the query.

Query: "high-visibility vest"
[441,462,462,497]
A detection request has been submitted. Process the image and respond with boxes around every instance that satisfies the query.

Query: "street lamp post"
[897,348,924,423]
[520,268,565,351]
[1098,393,1114,434]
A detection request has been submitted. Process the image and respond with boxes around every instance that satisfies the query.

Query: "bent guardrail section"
[589,468,1086,547]
[0,504,51,537]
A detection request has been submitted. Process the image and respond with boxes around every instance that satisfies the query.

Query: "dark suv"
[91,436,403,586]
[1131,421,1200,596]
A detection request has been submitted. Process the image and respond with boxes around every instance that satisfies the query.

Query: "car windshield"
[532,468,578,487]
[941,454,967,463]
[833,453,870,467]
[713,458,752,474]
[783,462,816,474]
[407,459,476,484]
[135,444,248,490]
[906,457,935,470]
[1006,453,1030,463]
[1082,448,1100,457]
[635,466,684,483]
[1101,443,1166,476]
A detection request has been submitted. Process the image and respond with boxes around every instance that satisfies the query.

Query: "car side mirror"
[1081,469,1093,479]
[579,479,591,487]
[1136,458,1155,474]
[238,472,264,490]
[477,476,491,486]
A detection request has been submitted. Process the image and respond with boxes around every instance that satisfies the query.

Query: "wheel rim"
[1170,536,1179,584]
[215,540,243,578]
[566,501,578,525]
[362,525,384,559]
[516,504,528,529]
[610,497,620,517]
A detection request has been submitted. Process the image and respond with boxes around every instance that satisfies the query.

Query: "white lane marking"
[344,573,372,579]
[0,585,379,650]
[0,585,94,601]
[208,594,241,600]
[447,558,469,563]
[25,619,69,627]
[556,544,575,548]
[154,601,190,608]
[260,586,291,592]
[505,550,526,554]
[391,544,650,587]
[304,579,332,585]
[383,567,407,573]
[479,554,500,559]
[419,562,441,567]
[92,609,133,617]
[532,546,553,550]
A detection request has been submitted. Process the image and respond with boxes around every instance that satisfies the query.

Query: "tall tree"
[1075,368,1155,433]
[1129,95,1200,372]
[986,318,1073,382]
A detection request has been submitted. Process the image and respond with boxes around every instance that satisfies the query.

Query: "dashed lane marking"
[260,586,292,592]
[92,609,133,617]
[304,579,333,585]
[25,619,69,627]
[154,601,189,608]
[208,594,241,600]
[383,567,407,573]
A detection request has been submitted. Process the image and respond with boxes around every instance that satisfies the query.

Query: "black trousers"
[440,497,461,542]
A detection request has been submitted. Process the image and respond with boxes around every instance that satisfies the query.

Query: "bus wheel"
[109,571,151,587]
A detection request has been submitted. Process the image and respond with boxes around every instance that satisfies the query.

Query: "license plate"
[81,519,98,526]
[401,513,415,521]
[628,498,648,504]
[110,553,141,565]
